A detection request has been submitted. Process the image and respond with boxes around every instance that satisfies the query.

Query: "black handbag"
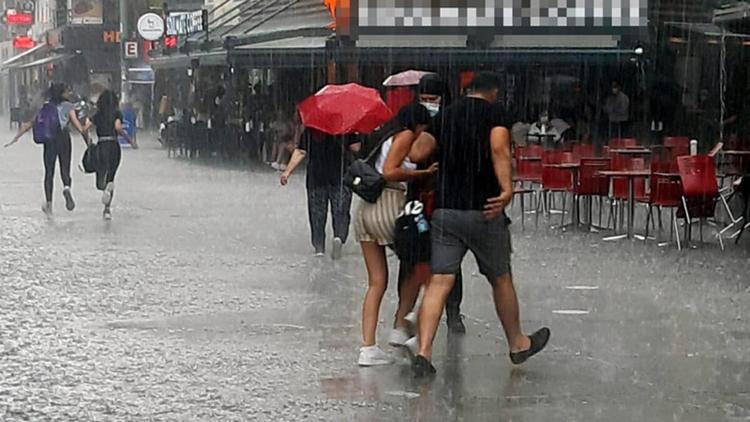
[343,133,392,203]
[81,143,99,174]
[393,200,431,263]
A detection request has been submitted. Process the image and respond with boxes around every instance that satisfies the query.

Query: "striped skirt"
[354,186,406,246]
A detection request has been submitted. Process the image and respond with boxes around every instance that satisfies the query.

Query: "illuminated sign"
[103,31,121,43]
[13,35,36,49]
[164,35,178,49]
[5,9,34,25]
[352,0,648,35]
[166,10,207,36]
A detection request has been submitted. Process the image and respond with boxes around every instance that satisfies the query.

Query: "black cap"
[418,74,447,97]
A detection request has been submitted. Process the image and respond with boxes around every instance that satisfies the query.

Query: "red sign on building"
[6,10,34,25]
[13,36,36,50]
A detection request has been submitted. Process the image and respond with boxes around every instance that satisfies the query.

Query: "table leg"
[627,177,635,239]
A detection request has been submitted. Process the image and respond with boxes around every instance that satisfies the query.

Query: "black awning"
[228,35,328,68]
[150,51,227,70]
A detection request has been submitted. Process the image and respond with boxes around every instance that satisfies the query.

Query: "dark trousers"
[43,132,72,202]
[307,183,353,252]
[95,141,121,191]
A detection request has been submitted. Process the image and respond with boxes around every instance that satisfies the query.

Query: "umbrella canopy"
[297,83,392,135]
[382,70,436,87]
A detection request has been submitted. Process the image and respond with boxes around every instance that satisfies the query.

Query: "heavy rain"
[1,0,749,420]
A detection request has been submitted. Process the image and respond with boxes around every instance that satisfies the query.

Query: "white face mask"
[421,102,440,117]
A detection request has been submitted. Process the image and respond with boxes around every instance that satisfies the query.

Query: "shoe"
[404,311,418,332]
[404,336,418,360]
[331,237,343,260]
[103,207,112,221]
[41,202,53,216]
[387,327,410,347]
[358,345,393,367]
[62,187,75,211]
[412,355,436,378]
[314,250,325,257]
[446,313,466,334]
[270,162,281,170]
[101,182,114,206]
[509,327,551,365]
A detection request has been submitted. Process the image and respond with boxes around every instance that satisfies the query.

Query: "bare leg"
[360,241,388,347]
[417,274,456,359]
[492,273,531,353]
[394,263,430,328]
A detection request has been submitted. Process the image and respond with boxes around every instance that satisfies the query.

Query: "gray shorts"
[431,209,512,281]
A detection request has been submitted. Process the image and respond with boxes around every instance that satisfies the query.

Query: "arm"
[484,127,514,219]
[114,118,136,148]
[280,148,307,185]
[4,121,33,147]
[382,130,437,183]
[408,132,437,164]
[68,109,90,145]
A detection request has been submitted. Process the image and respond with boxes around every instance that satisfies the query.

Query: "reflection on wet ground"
[1,133,749,420]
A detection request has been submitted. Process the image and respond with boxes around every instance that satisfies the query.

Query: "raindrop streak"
[564,285,600,290]
[552,310,590,315]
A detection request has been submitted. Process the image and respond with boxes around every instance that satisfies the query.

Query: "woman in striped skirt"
[355,104,437,366]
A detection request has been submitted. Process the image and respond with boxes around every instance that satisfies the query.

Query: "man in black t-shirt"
[409,72,550,377]
[281,128,360,259]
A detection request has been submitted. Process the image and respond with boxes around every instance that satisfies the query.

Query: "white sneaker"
[101,182,114,206]
[331,237,343,260]
[404,337,419,359]
[388,327,411,347]
[103,207,112,221]
[404,311,418,327]
[358,345,393,367]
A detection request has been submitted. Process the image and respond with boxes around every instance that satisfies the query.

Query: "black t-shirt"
[93,110,123,138]
[299,129,360,188]
[432,97,508,211]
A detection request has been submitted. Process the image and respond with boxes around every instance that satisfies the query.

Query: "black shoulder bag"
[343,133,393,204]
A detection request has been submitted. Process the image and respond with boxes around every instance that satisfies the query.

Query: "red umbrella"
[298,83,392,135]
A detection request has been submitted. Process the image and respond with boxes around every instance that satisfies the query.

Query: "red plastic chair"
[576,158,610,228]
[664,136,690,158]
[572,144,596,160]
[515,145,544,184]
[609,138,638,149]
[541,151,576,226]
[637,158,684,248]
[676,155,725,248]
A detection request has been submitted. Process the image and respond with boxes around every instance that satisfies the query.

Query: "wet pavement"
[1,124,749,421]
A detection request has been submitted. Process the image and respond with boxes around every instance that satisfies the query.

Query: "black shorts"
[431,209,512,281]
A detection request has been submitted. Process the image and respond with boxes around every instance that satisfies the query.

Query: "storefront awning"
[228,35,329,68]
[11,53,73,70]
[150,51,227,70]
[1,43,48,69]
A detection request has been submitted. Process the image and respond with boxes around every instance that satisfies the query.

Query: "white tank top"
[375,136,417,174]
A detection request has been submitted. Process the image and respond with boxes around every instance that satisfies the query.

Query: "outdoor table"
[544,163,581,228]
[610,148,652,155]
[598,170,651,240]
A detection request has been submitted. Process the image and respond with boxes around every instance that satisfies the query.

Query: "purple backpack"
[32,103,61,144]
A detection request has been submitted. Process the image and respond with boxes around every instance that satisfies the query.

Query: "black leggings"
[43,132,72,202]
[95,140,121,191]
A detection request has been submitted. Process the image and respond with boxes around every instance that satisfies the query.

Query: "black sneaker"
[446,313,466,334]
[412,355,436,378]
[509,327,551,365]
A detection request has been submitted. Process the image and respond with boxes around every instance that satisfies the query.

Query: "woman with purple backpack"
[5,83,90,216]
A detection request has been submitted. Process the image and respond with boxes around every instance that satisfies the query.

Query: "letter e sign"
[124,41,138,59]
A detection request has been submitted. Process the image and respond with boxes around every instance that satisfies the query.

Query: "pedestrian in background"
[281,127,360,259]
[603,80,630,140]
[5,83,90,216]
[89,90,138,220]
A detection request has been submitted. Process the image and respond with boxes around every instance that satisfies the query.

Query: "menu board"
[69,0,103,25]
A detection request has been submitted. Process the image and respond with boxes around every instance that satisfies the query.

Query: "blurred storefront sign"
[70,0,104,25]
